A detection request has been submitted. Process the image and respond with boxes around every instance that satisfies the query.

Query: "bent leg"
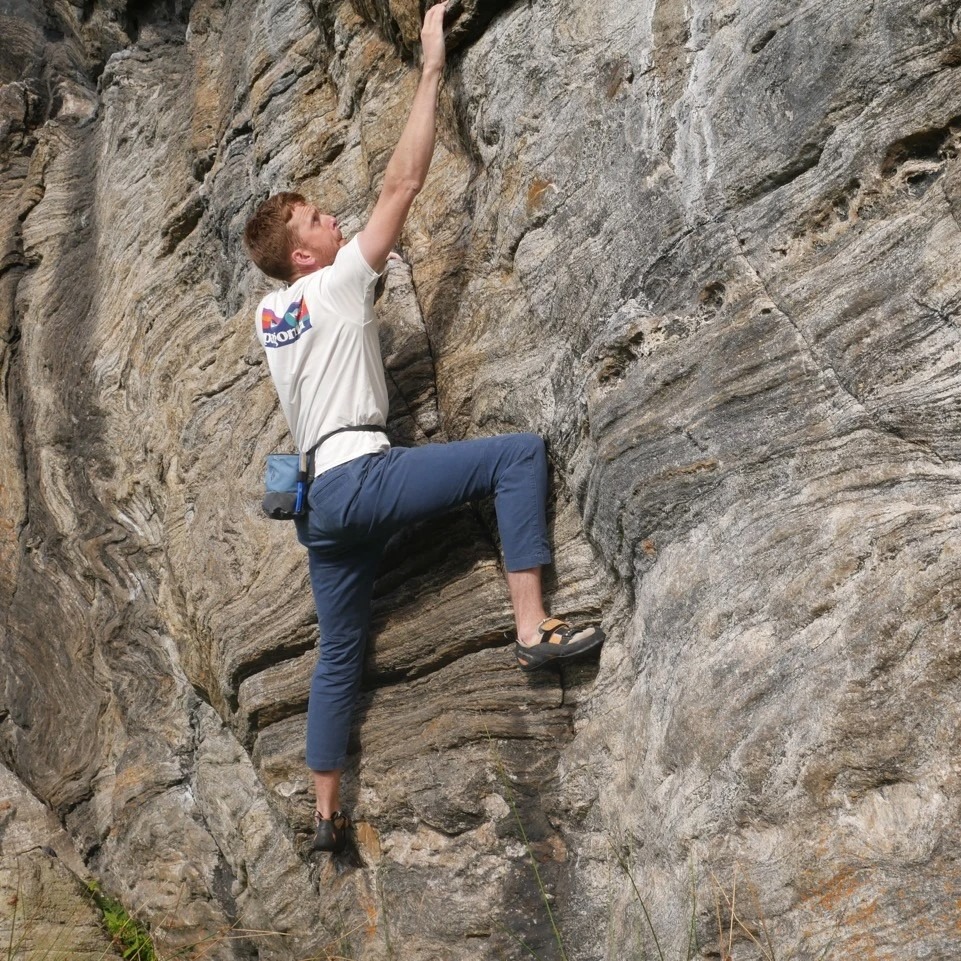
[351,433,552,572]
[506,566,548,644]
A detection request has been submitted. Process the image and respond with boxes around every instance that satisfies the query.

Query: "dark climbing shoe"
[312,810,351,853]
[514,618,605,671]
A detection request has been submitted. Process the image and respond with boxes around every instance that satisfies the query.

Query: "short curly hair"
[243,191,306,281]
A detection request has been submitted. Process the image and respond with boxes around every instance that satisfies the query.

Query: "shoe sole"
[515,627,606,672]
[312,814,351,853]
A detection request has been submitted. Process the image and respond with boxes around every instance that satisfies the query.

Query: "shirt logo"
[261,298,312,347]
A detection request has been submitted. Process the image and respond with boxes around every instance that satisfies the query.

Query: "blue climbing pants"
[294,433,552,771]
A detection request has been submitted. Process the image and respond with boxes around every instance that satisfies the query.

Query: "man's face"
[289,202,345,276]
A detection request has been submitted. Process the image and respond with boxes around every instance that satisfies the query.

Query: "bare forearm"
[383,65,442,194]
[356,3,447,271]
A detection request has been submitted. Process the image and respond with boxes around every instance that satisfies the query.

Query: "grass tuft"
[87,882,156,961]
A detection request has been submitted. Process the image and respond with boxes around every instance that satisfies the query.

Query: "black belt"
[305,424,387,479]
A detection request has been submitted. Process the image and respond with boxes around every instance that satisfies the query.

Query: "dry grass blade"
[709,867,775,961]
[486,730,568,961]
[491,918,542,960]
[746,877,777,961]
[713,876,725,961]
[6,866,23,961]
[728,867,737,958]
[686,859,699,961]
[605,836,664,961]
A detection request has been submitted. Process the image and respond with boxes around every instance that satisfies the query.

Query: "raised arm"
[357,2,447,273]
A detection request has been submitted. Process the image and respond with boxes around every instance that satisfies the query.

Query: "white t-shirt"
[255,238,390,475]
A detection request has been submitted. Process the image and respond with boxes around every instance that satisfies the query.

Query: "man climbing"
[243,1,604,853]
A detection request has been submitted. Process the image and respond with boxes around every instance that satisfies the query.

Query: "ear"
[291,247,316,269]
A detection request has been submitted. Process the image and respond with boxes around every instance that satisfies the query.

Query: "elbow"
[382,175,423,199]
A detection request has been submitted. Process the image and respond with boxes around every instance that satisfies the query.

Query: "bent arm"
[358,3,446,273]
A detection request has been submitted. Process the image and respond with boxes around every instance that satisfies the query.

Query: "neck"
[290,260,328,281]
[290,248,340,281]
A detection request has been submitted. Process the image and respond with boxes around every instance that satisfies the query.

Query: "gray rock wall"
[0,761,123,961]
[2,0,960,958]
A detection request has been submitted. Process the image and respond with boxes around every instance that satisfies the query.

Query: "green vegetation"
[86,883,156,961]
[3,873,364,961]
[1,862,121,961]
[3,808,834,961]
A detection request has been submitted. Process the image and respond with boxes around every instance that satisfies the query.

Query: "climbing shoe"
[312,810,351,853]
[514,618,605,671]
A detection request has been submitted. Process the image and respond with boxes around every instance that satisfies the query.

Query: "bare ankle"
[517,619,546,647]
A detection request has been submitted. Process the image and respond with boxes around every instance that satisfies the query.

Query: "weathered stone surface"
[0,761,121,961]
[348,0,517,55]
[3,0,961,958]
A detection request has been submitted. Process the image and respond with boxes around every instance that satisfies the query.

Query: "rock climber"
[242,1,604,853]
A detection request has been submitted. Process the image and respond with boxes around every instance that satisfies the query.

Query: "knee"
[515,432,546,458]
[313,637,365,680]
[493,432,547,474]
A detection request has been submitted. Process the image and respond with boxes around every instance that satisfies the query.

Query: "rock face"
[0,761,122,961]
[2,0,961,958]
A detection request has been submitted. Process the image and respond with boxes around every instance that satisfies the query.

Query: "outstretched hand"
[357,1,446,272]
[421,2,447,73]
